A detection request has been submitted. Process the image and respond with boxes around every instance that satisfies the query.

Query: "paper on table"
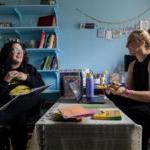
[59,105,95,119]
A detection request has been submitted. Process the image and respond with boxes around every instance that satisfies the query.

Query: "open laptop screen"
[69,81,82,102]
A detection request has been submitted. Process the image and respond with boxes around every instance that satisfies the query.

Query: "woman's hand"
[107,83,126,96]
[15,72,28,81]
[110,86,126,96]
[4,70,19,83]
[4,71,27,83]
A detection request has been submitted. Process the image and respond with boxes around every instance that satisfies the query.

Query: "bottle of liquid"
[100,73,105,86]
[119,63,125,85]
[86,73,94,98]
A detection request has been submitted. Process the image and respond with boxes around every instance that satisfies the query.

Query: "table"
[29,102,142,150]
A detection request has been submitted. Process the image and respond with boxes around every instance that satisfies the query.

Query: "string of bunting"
[76,7,150,39]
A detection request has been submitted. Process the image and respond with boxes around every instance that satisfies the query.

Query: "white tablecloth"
[29,102,142,150]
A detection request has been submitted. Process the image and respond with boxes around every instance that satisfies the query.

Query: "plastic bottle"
[100,73,105,86]
[120,71,125,86]
[86,73,94,98]
[119,63,125,85]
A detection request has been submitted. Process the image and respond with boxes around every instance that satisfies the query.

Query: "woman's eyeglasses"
[12,48,24,53]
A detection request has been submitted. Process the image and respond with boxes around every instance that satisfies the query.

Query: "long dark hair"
[0,41,28,76]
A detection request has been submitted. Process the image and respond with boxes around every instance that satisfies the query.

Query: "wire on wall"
[76,7,150,39]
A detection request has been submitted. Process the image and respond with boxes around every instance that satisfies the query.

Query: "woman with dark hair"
[106,29,150,150]
[0,40,44,150]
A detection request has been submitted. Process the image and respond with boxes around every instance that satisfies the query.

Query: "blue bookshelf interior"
[0,3,60,98]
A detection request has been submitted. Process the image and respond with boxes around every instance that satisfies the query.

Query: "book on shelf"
[52,16,56,26]
[38,31,45,48]
[43,34,49,48]
[40,57,46,70]
[37,15,56,26]
[47,33,56,48]
[41,55,58,70]
[43,56,50,70]
[38,32,56,48]
[41,56,52,70]
[51,55,59,70]
[40,0,56,5]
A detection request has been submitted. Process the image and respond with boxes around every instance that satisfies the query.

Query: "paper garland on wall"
[76,7,150,39]
[97,20,149,39]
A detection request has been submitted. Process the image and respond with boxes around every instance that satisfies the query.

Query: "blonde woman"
[106,29,150,150]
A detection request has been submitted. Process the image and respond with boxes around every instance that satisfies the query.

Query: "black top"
[0,64,45,106]
[133,54,150,91]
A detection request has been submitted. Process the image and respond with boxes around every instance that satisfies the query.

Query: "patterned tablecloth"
[29,102,142,150]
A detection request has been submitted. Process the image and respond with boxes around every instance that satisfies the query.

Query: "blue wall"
[58,0,150,73]
[3,0,150,73]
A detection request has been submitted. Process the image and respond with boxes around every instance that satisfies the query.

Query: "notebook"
[0,84,51,123]
[68,81,106,104]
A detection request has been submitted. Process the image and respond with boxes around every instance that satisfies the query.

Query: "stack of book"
[53,105,95,122]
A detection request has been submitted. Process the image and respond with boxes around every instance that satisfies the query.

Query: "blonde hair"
[140,30,150,46]
[128,30,150,48]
